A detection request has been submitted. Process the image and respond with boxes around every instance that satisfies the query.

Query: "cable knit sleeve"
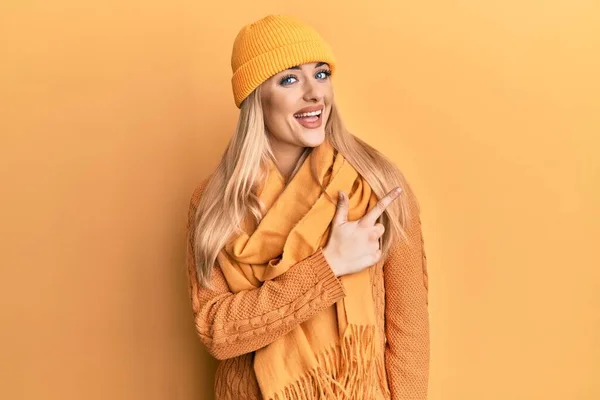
[384,186,430,399]
[186,181,346,361]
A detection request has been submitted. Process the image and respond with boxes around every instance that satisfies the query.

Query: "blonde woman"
[186,14,429,400]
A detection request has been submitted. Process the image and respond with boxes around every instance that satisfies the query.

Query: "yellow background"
[1,1,598,399]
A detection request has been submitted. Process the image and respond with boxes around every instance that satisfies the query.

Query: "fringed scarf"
[217,139,390,399]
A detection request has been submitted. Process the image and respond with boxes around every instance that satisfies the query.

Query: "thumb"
[332,191,348,225]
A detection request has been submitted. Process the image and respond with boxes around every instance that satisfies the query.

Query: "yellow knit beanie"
[231,14,337,108]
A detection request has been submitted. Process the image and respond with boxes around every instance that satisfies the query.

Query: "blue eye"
[279,74,297,86]
[316,69,332,80]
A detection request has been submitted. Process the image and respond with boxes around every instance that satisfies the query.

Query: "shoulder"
[189,176,211,210]
[187,176,212,228]
[403,180,422,220]
[382,160,421,221]
[374,154,421,214]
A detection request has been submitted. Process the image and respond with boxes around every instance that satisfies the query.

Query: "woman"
[186,14,429,400]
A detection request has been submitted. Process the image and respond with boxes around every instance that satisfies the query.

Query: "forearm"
[189,248,345,360]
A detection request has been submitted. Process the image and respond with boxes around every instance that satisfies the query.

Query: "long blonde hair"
[192,85,416,287]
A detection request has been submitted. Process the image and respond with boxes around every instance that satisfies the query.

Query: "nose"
[302,77,324,103]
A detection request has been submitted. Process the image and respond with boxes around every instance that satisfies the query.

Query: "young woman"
[186,14,429,400]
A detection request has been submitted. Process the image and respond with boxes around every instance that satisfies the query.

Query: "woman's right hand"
[322,187,403,277]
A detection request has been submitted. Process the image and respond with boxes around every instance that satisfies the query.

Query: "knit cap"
[230,14,337,108]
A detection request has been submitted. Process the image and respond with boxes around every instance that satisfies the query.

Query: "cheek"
[263,107,295,138]
[262,86,301,133]
[271,104,295,127]
[324,87,334,103]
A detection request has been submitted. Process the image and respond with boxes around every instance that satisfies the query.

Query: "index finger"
[360,187,402,226]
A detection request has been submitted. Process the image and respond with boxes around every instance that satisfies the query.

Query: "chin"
[299,129,326,147]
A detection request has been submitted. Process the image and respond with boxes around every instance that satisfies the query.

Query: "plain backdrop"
[1,1,599,399]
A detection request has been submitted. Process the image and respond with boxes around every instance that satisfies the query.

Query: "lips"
[292,104,325,129]
[294,105,324,115]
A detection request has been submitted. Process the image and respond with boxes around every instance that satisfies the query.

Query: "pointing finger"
[360,187,402,226]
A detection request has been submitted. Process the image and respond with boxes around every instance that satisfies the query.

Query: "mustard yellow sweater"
[187,178,430,399]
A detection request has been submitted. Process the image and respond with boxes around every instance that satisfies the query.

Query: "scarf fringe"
[271,325,391,400]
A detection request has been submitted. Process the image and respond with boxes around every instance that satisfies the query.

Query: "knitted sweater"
[186,178,430,399]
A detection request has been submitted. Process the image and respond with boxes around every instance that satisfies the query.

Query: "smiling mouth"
[293,109,323,128]
[293,109,323,120]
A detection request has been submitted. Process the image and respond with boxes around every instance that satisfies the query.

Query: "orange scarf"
[217,140,390,399]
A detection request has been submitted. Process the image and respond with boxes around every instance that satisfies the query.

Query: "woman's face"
[260,62,334,152]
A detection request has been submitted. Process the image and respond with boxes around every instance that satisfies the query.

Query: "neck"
[273,147,310,184]
[269,141,310,184]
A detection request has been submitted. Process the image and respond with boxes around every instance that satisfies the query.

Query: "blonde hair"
[192,85,415,287]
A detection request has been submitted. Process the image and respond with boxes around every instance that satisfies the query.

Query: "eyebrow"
[287,62,328,70]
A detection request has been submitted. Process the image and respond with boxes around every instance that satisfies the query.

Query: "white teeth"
[294,109,322,118]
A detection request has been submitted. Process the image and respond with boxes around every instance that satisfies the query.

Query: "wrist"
[321,247,340,277]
